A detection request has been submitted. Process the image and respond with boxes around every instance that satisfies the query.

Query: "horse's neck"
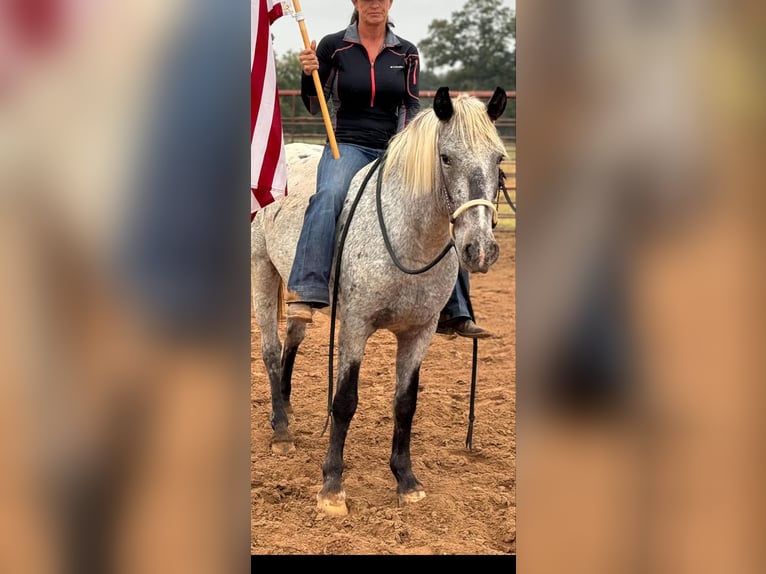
[379,180,451,257]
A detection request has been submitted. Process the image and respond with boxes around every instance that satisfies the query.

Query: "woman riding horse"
[285,0,490,339]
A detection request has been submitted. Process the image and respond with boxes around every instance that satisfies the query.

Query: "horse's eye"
[440,154,451,166]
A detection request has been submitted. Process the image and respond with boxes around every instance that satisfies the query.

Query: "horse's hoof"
[270,440,295,455]
[398,489,427,506]
[316,490,348,516]
[270,430,295,455]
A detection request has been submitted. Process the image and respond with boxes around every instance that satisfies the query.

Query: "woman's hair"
[350,8,394,27]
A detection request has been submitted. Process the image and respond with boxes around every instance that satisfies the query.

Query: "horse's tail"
[277,277,285,324]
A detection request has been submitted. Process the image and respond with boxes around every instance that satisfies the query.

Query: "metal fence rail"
[278,89,516,146]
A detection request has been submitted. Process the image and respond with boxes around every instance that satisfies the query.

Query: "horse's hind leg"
[316,326,369,517]
[390,328,432,506]
[279,318,307,420]
[252,259,302,455]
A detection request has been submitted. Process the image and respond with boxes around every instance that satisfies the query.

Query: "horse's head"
[433,87,508,273]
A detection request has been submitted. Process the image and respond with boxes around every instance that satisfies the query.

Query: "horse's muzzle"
[460,238,499,273]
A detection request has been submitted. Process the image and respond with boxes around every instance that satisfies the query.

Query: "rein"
[376,154,455,274]
[322,153,497,450]
[322,156,383,436]
[498,168,516,212]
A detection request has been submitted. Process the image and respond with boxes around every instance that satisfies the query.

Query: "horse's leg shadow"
[390,328,432,506]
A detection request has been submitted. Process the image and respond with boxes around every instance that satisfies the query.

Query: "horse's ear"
[433,87,454,121]
[487,87,508,122]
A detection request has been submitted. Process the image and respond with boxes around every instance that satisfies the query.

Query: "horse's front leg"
[316,326,368,516]
[390,327,433,506]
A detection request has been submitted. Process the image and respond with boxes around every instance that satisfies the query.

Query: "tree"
[274,49,302,91]
[419,0,515,95]
[274,49,314,120]
[417,68,446,91]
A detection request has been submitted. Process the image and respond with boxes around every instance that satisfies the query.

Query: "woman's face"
[353,0,393,27]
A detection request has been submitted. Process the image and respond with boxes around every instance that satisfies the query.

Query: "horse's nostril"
[463,243,478,263]
[488,241,499,264]
[461,241,498,271]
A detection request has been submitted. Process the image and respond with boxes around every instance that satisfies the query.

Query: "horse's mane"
[382,94,506,199]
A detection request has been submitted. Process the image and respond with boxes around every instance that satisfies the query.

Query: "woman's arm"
[300,37,335,115]
[397,47,420,131]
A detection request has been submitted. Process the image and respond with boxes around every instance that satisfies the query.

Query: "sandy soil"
[251,230,516,555]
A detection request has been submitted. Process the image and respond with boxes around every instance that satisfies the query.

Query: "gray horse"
[251,87,508,516]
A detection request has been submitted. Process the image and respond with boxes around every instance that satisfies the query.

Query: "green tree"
[419,0,515,95]
[274,50,314,121]
[274,49,302,91]
[417,68,446,91]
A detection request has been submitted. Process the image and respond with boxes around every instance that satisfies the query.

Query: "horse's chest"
[339,262,456,324]
[338,211,458,324]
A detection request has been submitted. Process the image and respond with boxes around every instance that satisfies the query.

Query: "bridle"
[439,162,499,241]
[373,154,500,274]
[448,198,498,240]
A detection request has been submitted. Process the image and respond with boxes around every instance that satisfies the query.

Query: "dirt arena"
[251,230,516,555]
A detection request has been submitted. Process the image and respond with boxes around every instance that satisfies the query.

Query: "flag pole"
[290,0,341,159]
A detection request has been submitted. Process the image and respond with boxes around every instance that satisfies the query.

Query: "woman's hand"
[299,40,318,75]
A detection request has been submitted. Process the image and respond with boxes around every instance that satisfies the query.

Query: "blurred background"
[0,0,250,573]
[517,0,764,572]
[0,0,763,571]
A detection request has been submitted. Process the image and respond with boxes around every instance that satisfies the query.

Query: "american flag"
[251,0,287,219]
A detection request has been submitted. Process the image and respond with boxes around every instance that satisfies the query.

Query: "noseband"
[439,167,499,240]
[448,199,498,240]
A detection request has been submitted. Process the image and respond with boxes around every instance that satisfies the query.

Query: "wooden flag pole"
[291,0,340,159]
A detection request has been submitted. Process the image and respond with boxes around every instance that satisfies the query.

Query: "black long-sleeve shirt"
[301,24,420,150]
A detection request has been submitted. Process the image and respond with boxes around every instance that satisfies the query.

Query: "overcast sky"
[270,0,516,71]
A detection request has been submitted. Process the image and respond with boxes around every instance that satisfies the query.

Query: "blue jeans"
[441,269,473,320]
[288,142,474,318]
[288,143,383,306]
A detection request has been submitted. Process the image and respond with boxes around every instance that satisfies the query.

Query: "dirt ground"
[251,230,516,556]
